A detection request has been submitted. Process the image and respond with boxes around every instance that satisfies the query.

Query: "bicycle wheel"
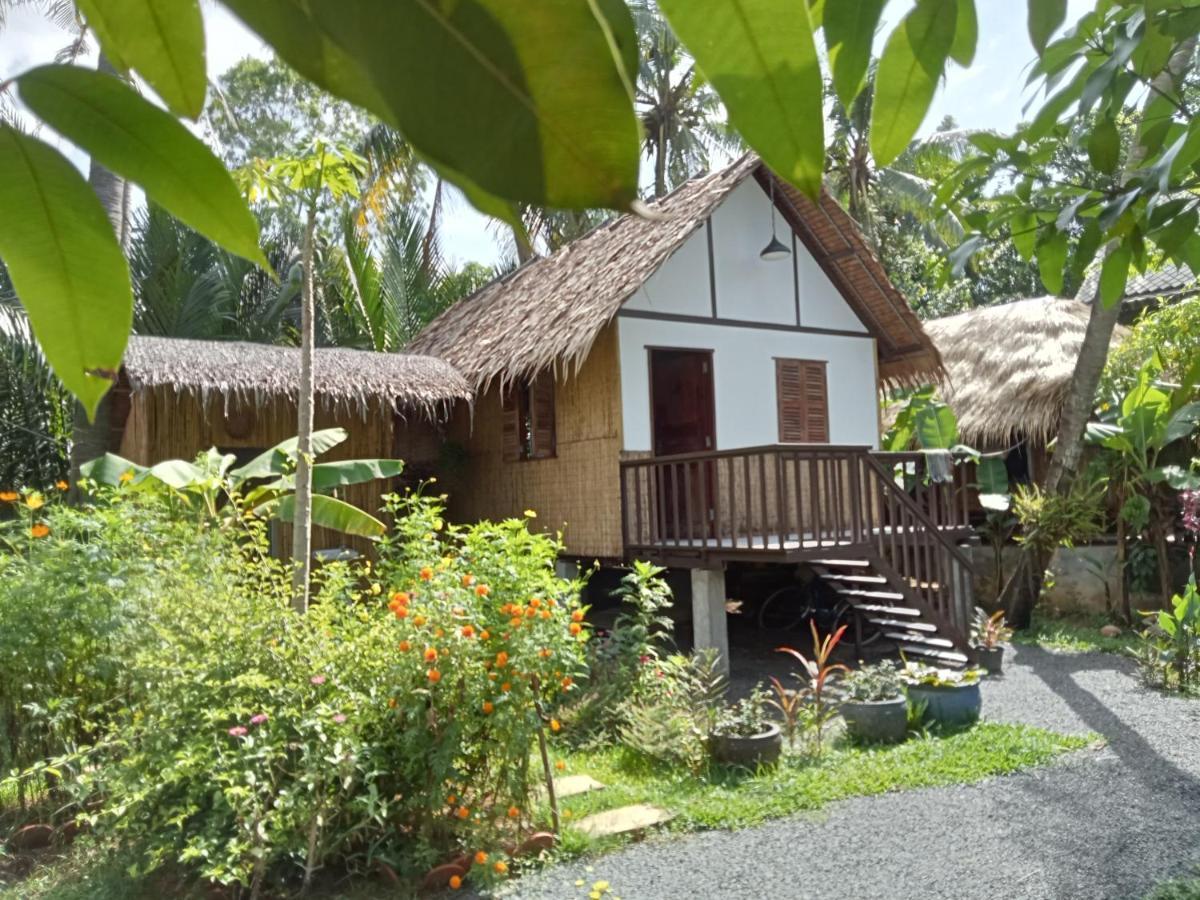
[757,584,816,632]
[831,600,884,647]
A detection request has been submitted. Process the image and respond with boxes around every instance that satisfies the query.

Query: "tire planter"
[907,682,982,728]
[841,695,908,743]
[709,723,783,768]
[977,645,1004,675]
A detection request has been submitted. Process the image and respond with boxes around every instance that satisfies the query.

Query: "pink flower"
[250,714,268,725]
[228,726,248,737]
[310,675,326,685]
[332,713,347,724]
[639,655,651,664]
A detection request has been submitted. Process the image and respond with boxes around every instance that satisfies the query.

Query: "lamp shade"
[759,234,791,261]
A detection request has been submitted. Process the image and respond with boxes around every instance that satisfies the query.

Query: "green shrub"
[75,489,587,893]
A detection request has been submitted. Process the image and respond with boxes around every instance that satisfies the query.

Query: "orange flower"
[493,861,508,875]
[54,480,68,491]
[456,805,469,820]
[391,591,410,606]
[447,794,457,804]
[412,614,427,627]
[435,627,445,638]
[480,630,491,641]
[475,584,491,597]
[569,622,582,635]
[506,806,519,819]
[501,682,511,693]
[510,618,522,628]
[495,651,509,667]
[539,648,552,659]
[561,676,573,689]
[462,625,475,638]
[461,574,476,587]
[474,850,488,865]
[571,610,584,623]
[540,610,551,620]
[548,598,558,608]
[388,697,398,709]
[525,607,537,619]
[424,647,438,662]
[398,640,411,652]
[529,597,541,609]
[427,669,441,683]
[550,719,561,733]
[487,672,498,681]
[512,605,525,617]
[420,566,434,581]
[482,701,494,715]
[29,523,50,539]
[393,607,409,619]
[0,491,17,502]
[448,874,462,890]
[554,760,566,771]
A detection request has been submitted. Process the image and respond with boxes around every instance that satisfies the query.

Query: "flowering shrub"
[74,488,587,893]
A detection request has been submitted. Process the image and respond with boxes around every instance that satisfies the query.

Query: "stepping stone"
[576,804,673,838]
[552,774,606,798]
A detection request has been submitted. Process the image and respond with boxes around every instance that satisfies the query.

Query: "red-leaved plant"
[776,621,848,755]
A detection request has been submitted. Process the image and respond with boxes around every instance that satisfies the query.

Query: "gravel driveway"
[490,644,1200,900]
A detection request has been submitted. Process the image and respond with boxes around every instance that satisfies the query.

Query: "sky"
[0,0,1093,267]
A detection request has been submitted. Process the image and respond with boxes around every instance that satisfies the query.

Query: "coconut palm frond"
[875,168,966,246]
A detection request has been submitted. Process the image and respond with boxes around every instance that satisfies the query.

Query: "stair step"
[820,573,889,586]
[854,603,922,617]
[832,588,906,602]
[898,644,970,665]
[867,618,938,633]
[809,559,871,568]
[884,631,955,649]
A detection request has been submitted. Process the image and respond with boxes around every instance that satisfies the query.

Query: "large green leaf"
[1163,401,1200,446]
[1087,116,1121,174]
[914,403,959,449]
[80,452,147,485]
[0,127,132,419]
[144,458,206,490]
[311,459,404,492]
[225,0,640,210]
[1036,230,1068,295]
[870,0,958,168]
[1098,243,1132,308]
[74,0,206,119]
[273,493,387,538]
[659,0,825,197]
[19,66,267,269]
[823,0,886,110]
[1027,0,1068,55]
[950,0,978,66]
[231,428,350,480]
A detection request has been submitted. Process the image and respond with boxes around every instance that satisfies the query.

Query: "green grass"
[1145,875,1200,900]
[550,723,1093,854]
[1012,611,1138,655]
[4,724,1093,898]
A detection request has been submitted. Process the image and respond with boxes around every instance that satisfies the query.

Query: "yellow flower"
[118,470,135,484]
[523,509,537,518]
[24,493,44,510]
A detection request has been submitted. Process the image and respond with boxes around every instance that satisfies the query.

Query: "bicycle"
[756,578,882,647]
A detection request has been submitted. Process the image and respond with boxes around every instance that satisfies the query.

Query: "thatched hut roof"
[410,154,942,391]
[923,296,1124,448]
[122,335,471,420]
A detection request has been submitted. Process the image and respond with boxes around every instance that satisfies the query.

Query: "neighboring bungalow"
[411,155,977,667]
[923,296,1126,486]
[1079,262,1198,322]
[109,335,472,553]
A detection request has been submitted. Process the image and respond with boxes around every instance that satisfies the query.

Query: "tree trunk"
[1003,37,1197,628]
[654,123,668,199]
[68,52,127,494]
[291,206,318,613]
[1116,505,1131,623]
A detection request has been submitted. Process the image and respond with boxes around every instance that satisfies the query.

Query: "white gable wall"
[618,176,881,453]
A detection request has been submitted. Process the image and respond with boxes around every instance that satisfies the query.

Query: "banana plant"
[80,428,401,538]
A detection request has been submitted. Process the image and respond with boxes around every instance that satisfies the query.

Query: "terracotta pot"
[6,823,54,851]
[841,695,908,743]
[709,723,783,768]
[420,862,467,892]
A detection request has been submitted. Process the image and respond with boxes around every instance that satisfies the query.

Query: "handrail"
[620,443,872,467]
[861,454,974,570]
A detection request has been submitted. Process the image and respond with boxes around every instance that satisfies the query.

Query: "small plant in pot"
[901,662,983,728]
[970,607,1014,675]
[709,685,782,768]
[839,661,908,743]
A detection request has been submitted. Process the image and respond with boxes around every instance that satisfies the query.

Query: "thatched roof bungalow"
[109,335,472,552]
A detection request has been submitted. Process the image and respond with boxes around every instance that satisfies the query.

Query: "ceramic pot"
[709,723,783,768]
[907,682,982,728]
[841,695,908,743]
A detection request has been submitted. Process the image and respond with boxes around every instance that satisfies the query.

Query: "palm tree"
[632,1,739,199]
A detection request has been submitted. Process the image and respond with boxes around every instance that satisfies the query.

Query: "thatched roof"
[410,154,942,391]
[122,335,471,420]
[923,296,1124,448]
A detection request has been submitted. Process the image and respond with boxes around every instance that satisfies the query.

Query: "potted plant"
[901,662,983,727]
[970,607,1014,675]
[839,661,908,743]
[709,685,782,768]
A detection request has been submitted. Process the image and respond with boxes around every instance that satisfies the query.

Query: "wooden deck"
[619,444,977,656]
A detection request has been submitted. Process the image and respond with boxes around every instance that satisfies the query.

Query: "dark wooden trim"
[705,218,718,319]
[618,307,870,339]
[791,231,801,326]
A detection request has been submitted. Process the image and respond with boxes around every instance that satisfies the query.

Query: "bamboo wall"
[118,387,443,556]
[445,324,625,559]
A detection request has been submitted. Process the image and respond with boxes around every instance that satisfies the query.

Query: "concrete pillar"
[690,567,729,675]
[555,559,580,581]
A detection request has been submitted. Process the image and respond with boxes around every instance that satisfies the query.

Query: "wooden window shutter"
[529,374,557,459]
[776,359,829,443]
[501,386,521,461]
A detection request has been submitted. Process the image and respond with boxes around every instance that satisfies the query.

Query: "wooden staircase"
[810,557,972,666]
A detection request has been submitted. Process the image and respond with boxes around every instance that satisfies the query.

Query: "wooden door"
[650,349,715,541]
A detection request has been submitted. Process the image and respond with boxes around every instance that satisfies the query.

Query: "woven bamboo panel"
[445,325,624,558]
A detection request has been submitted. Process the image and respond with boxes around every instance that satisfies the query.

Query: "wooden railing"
[618,444,976,640]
